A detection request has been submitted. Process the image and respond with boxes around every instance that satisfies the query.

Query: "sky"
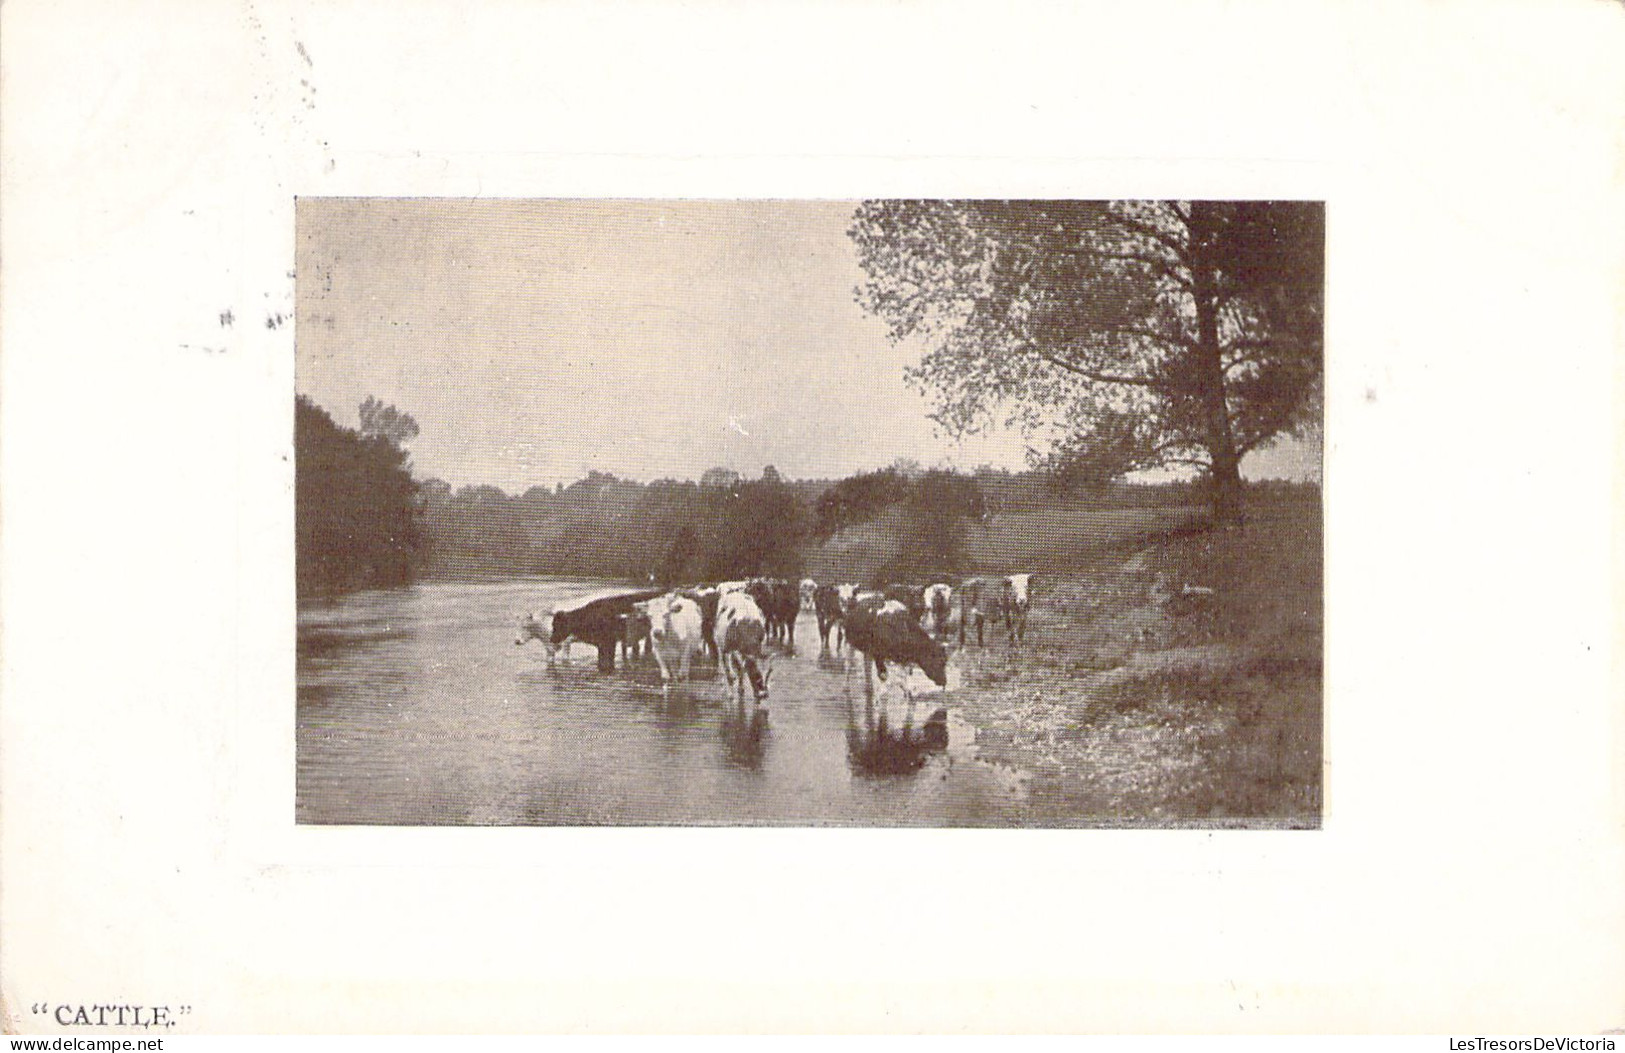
[295,199,1320,492]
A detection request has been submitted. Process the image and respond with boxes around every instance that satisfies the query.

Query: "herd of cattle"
[514,574,1034,724]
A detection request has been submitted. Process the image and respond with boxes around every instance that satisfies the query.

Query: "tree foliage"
[849,200,1323,522]
[892,469,985,578]
[419,467,812,583]
[357,395,421,449]
[296,396,421,595]
[704,473,808,580]
[813,468,911,538]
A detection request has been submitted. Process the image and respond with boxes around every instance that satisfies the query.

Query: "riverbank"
[949,489,1322,825]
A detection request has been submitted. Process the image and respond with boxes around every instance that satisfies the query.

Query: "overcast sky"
[295,199,1319,492]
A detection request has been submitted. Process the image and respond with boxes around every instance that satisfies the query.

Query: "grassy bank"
[805,497,1209,584]
[943,487,1322,825]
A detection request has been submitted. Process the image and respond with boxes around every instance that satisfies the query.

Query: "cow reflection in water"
[719,707,769,768]
[844,657,948,774]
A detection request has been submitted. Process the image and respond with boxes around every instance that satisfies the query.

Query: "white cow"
[636,593,704,693]
[516,611,564,664]
[800,578,818,612]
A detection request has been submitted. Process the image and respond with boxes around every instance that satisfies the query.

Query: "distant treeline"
[419,463,1003,585]
[295,395,1311,596]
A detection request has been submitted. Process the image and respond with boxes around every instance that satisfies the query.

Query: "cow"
[677,586,721,660]
[745,580,776,636]
[845,588,887,615]
[800,578,818,612]
[515,612,558,661]
[542,588,665,672]
[745,578,800,652]
[717,579,749,595]
[922,583,954,640]
[769,578,800,650]
[999,573,1033,644]
[956,576,1003,647]
[619,608,652,666]
[813,583,846,652]
[636,593,704,693]
[843,599,949,732]
[714,589,772,709]
[882,583,926,619]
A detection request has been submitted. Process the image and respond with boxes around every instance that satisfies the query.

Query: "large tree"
[850,200,1323,524]
[295,396,422,595]
[893,469,985,579]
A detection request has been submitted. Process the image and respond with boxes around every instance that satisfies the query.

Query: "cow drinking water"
[843,599,948,734]
[714,590,772,711]
[536,588,665,672]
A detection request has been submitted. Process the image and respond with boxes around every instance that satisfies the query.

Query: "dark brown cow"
[813,583,845,651]
[545,588,664,672]
[746,578,800,652]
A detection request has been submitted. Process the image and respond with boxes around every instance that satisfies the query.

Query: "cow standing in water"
[770,579,800,651]
[843,599,949,735]
[882,583,927,621]
[520,589,664,672]
[714,590,772,713]
[637,593,704,694]
[515,612,558,660]
[813,583,845,652]
[677,586,721,660]
[619,609,652,667]
[745,578,800,653]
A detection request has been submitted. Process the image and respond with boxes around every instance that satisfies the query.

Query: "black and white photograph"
[296,197,1324,828]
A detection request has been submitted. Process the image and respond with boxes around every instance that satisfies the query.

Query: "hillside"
[950,486,1323,824]
[805,495,1211,584]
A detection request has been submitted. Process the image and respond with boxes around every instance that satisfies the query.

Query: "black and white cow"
[714,589,772,709]
[999,573,1033,644]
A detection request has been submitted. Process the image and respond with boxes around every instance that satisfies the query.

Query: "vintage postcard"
[3,0,1621,1036]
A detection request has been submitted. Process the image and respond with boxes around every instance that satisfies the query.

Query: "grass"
[805,499,1211,584]
[965,503,1210,575]
[829,486,1323,825]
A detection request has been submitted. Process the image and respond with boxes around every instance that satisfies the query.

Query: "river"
[297,577,1028,826]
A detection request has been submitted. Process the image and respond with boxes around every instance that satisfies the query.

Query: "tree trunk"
[1189,204,1246,527]
[1208,446,1244,526]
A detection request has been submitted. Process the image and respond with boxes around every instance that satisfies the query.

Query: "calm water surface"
[297,578,1027,825]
